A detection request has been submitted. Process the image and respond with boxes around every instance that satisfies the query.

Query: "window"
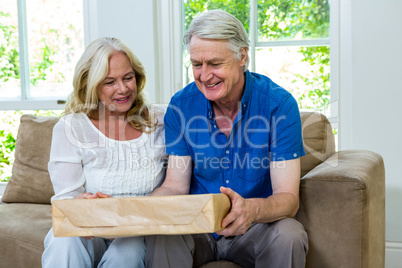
[0,0,84,181]
[182,0,330,113]
[0,0,84,110]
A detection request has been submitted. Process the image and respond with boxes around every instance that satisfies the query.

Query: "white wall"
[84,0,158,103]
[340,0,402,240]
[339,0,402,265]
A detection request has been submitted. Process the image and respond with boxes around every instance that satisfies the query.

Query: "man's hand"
[216,186,257,237]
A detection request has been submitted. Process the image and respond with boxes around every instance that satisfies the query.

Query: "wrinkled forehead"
[189,37,233,57]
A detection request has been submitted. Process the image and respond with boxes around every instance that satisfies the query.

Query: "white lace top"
[48,105,167,202]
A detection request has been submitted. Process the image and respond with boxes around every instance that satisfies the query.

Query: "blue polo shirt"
[164,71,305,199]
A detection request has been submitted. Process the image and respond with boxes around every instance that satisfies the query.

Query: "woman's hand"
[95,192,112,198]
[74,192,97,199]
[74,191,113,239]
[74,191,112,199]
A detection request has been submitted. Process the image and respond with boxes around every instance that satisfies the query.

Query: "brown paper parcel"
[52,194,231,238]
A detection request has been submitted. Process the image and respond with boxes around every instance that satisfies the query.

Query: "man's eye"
[211,63,221,67]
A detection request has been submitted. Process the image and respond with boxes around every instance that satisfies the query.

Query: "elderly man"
[146,10,308,268]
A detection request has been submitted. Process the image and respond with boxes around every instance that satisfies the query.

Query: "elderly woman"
[42,37,167,268]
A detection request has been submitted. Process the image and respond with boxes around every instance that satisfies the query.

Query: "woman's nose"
[116,80,128,93]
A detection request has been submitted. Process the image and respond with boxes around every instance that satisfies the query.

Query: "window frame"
[249,0,338,126]
[0,0,87,110]
[155,0,184,104]
[248,0,331,72]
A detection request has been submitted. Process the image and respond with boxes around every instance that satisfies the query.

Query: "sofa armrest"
[296,150,385,268]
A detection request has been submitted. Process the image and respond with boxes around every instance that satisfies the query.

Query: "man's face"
[189,36,247,104]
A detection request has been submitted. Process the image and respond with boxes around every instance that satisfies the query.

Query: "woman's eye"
[105,81,114,85]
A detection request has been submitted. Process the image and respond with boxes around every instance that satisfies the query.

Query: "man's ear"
[240,47,248,65]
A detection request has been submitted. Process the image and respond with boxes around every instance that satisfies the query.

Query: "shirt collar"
[240,70,252,110]
[207,98,214,119]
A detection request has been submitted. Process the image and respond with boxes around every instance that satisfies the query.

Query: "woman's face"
[97,52,137,118]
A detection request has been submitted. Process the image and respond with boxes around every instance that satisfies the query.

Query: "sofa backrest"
[300,112,335,177]
[1,111,335,204]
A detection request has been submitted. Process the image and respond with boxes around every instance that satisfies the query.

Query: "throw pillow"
[1,114,59,204]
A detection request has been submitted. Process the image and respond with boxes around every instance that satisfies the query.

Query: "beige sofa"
[0,112,385,268]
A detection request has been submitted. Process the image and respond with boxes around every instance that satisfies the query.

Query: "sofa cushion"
[300,112,335,177]
[0,203,52,268]
[1,115,58,204]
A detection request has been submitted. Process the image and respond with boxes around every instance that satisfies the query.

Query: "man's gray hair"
[183,10,250,72]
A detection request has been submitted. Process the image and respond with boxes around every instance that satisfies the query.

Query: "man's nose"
[200,64,213,82]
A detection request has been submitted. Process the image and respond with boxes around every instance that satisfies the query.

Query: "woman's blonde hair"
[65,37,156,132]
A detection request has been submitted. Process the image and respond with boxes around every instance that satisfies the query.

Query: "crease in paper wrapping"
[52,194,231,238]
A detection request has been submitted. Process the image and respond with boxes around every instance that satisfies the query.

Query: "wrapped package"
[52,193,230,238]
